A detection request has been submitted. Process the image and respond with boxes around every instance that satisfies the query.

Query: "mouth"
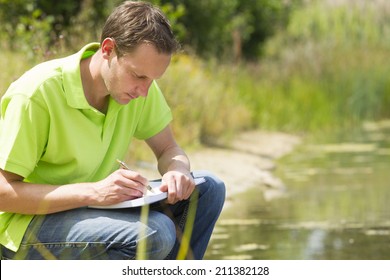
[126,92,137,100]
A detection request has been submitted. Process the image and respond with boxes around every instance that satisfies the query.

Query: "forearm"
[0,168,149,215]
[0,180,95,215]
[157,145,191,176]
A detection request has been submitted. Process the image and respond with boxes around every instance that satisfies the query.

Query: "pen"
[116,159,155,193]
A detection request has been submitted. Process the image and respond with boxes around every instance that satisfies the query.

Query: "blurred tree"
[161,0,238,60]
[0,0,109,55]
[36,0,81,34]
[158,0,299,61]
[0,0,299,61]
[237,0,297,60]
[0,0,54,57]
[0,0,34,48]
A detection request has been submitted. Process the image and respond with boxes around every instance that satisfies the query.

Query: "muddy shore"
[137,130,302,207]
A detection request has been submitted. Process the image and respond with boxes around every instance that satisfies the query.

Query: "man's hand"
[0,168,149,214]
[160,170,195,204]
[145,125,194,204]
[92,169,149,206]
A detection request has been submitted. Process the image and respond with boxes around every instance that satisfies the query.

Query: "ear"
[101,38,116,59]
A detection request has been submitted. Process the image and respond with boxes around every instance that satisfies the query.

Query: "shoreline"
[189,131,302,206]
[136,130,302,207]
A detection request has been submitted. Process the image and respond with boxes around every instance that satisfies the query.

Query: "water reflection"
[205,122,390,260]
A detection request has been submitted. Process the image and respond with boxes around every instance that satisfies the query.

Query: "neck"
[80,52,109,113]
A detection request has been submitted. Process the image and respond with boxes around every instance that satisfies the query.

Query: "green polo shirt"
[0,43,172,252]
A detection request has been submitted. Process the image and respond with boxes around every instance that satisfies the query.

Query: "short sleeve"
[133,81,172,140]
[0,94,49,178]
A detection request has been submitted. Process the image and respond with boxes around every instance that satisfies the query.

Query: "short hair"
[100,1,180,56]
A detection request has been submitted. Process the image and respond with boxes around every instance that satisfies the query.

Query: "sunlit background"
[1,0,389,259]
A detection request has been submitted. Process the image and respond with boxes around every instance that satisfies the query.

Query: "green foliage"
[158,55,252,146]
[0,1,52,53]
[266,0,390,56]
[259,0,390,132]
[0,0,72,59]
[35,0,81,30]
[157,0,297,60]
[151,0,390,139]
[148,0,186,41]
[0,0,297,61]
[235,0,299,59]
[171,0,239,59]
[0,0,110,59]
[287,0,390,47]
[2,0,390,149]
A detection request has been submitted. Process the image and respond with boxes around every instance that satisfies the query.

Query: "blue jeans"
[1,170,225,260]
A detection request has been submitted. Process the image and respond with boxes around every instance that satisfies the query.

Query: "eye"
[132,72,146,80]
[138,75,148,80]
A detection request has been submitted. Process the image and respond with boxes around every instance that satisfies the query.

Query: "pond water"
[205,121,390,260]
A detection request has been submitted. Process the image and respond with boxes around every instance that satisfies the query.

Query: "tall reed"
[2,0,390,148]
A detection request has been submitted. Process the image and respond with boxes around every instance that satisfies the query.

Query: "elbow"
[0,185,12,212]
[0,170,24,212]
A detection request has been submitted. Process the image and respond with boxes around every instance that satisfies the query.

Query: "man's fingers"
[161,172,196,204]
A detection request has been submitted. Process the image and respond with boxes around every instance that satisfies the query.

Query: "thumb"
[159,181,168,192]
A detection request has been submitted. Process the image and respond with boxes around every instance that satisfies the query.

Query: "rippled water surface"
[205,121,390,260]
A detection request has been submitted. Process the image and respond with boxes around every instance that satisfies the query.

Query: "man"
[0,1,225,260]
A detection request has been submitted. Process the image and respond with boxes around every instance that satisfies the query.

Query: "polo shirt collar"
[62,43,100,110]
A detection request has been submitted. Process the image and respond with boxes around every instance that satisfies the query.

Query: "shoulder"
[3,58,65,102]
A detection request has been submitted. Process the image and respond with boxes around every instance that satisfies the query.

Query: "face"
[100,39,171,105]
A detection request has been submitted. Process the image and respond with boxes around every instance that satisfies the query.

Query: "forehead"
[118,43,171,79]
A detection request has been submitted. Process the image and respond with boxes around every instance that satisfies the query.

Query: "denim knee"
[193,170,226,209]
[143,212,176,259]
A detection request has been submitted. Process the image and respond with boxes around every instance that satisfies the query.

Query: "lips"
[126,92,137,100]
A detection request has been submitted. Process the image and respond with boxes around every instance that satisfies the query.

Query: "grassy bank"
[257,0,390,134]
[2,0,390,151]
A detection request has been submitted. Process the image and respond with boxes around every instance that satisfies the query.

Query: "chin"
[112,97,130,105]
[121,99,133,105]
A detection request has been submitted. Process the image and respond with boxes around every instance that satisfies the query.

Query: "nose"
[136,80,153,97]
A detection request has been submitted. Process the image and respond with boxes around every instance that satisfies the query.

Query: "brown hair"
[100,1,180,56]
